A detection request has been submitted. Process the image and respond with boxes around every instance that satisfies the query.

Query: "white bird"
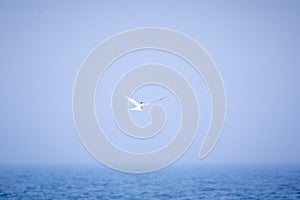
[125,96,164,111]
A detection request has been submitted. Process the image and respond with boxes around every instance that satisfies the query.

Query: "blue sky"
[0,0,299,165]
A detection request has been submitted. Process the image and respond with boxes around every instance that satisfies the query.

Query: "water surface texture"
[0,165,299,199]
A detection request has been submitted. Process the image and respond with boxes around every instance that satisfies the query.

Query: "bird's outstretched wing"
[130,107,141,111]
[142,97,164,106]
[151,97,164,103]
[125,96,140,106]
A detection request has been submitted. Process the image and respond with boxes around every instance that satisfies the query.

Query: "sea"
[0,164,299,199]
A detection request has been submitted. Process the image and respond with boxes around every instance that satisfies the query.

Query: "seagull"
[125,96,164,111]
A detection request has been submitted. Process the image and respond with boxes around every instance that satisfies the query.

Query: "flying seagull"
[125,96,164,111]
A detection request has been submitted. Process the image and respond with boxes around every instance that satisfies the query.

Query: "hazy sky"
[0,0,299,166]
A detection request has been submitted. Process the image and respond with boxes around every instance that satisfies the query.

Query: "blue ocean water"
[0,165,299,199]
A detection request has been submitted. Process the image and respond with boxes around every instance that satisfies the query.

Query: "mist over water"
[0,1,299,199]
